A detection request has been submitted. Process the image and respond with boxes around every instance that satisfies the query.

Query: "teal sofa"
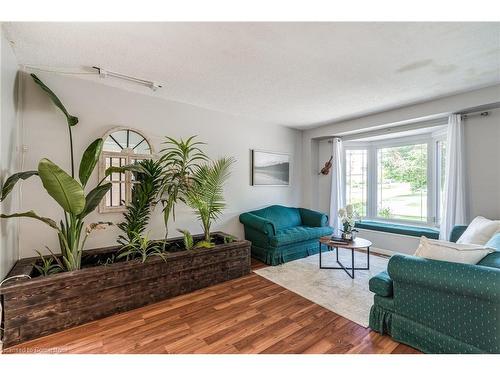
[369,225,500,353]
[239,205,333,265]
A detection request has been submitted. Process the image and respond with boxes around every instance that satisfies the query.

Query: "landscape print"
[252,150,290,186]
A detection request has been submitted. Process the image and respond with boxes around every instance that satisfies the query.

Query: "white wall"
[308,86,500,254]
[464,109,500,220]
[18,73,302,258]
[0,29,20,279]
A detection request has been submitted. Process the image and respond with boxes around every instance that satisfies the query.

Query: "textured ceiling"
[4,22,500,129]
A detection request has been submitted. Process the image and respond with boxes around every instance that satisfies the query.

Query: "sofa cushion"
[457,216,500,245]
[369,271,393,297]
[299,208,328,227]
[414,236,494,265]
[355,220,439,239]
[485,233,500,252]
[251,205,302,230]
[270,225,333,247]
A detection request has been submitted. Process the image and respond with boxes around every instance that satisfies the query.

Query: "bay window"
[343,132,446,227]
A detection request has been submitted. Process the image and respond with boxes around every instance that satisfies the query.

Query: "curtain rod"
[455,101,500,116]
[324,103,499,143]
[325,117,448,143]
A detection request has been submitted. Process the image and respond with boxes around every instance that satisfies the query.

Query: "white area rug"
[254,249,388,327]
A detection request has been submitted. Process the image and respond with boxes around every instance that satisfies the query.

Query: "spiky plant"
[177,228,194,250]
[116,231,166,263]
[185,157,235,243]
[117,159,163,246]
[32,250,63,276]
[158,136,207,239]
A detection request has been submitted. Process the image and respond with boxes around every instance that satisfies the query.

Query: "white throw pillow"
[457,216,500,245]
[414,236,494,265]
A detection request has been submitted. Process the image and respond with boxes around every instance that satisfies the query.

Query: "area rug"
[254,249,389,327]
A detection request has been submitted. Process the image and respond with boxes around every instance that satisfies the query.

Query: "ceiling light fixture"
[92,66,162,91]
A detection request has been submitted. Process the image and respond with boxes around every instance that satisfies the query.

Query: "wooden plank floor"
[3,258,420,354]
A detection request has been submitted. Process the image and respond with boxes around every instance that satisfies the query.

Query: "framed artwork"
[251,150,290,186]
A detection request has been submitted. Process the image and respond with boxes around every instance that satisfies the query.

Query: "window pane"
[377,144,428,222]
[103,129,152,154]
[129,131,152,154]
[105,157,126,182]
[104,157,127,208]
[105,182,126,207]
[345,149,368,217]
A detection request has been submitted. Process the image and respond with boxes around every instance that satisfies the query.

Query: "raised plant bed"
[0,232,251,348]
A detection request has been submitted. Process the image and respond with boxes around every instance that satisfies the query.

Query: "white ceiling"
[4,22,500,129]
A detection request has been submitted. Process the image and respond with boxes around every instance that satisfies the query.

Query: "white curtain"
[329,137,345,235]
[440,114,467,240]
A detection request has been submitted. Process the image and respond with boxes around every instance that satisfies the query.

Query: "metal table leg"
[319,244,371,279]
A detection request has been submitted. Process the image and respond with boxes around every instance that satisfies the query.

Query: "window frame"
[343,144,369,218]
[98,127,155,214]
[343,132,446,228]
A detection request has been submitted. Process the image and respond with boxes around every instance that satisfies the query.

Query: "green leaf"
[177,228,194,250]
[79,138,103,187]
[1,171,38,201]
[38,158,85,215]
[104,164,143,177]
[194,240,215,249]
[31,74,78,127]
[0,210,59,230]
[79,183,111,218]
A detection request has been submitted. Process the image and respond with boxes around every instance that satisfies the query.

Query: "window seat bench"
[354,220,439,239]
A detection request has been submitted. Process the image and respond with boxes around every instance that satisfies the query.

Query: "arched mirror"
[99,127,154,213]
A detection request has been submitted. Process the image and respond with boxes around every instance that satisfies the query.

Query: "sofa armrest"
[478,251,500,270]
[449,225,468,243]
[299,208,328,227]
[239,213,276,236]
[369,271,393,297]
[388,254,500,302]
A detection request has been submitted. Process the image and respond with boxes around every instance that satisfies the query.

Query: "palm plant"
[185,157,235,243]
[177,229,194,250]
[116,231,166,263]
[158,136,207,239]
[0,74,115,271]
[117,159,163,246]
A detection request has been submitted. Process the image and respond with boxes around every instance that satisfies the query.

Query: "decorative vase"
[341,232,353,241]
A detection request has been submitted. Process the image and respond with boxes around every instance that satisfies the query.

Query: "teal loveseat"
[239,205,333,265]
[369,225,500,353]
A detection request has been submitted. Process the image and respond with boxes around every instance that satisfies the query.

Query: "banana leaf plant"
[0,74,126,271]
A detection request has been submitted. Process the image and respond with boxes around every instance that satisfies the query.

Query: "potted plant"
[338,204,359,241]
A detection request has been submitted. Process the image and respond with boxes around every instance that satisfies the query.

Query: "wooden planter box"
[0,232,251,348]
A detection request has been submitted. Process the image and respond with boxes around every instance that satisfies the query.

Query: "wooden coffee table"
[318,237,372,279]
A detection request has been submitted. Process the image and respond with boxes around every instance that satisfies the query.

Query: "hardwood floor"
[3,259,420,354]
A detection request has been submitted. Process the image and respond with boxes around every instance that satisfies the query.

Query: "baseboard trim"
[370,247,396,257]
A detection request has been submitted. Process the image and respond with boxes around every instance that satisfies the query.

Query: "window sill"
[354,220,439,239]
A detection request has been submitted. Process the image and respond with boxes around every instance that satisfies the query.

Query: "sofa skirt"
[369,305,487,353]
[251,239,322,265]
